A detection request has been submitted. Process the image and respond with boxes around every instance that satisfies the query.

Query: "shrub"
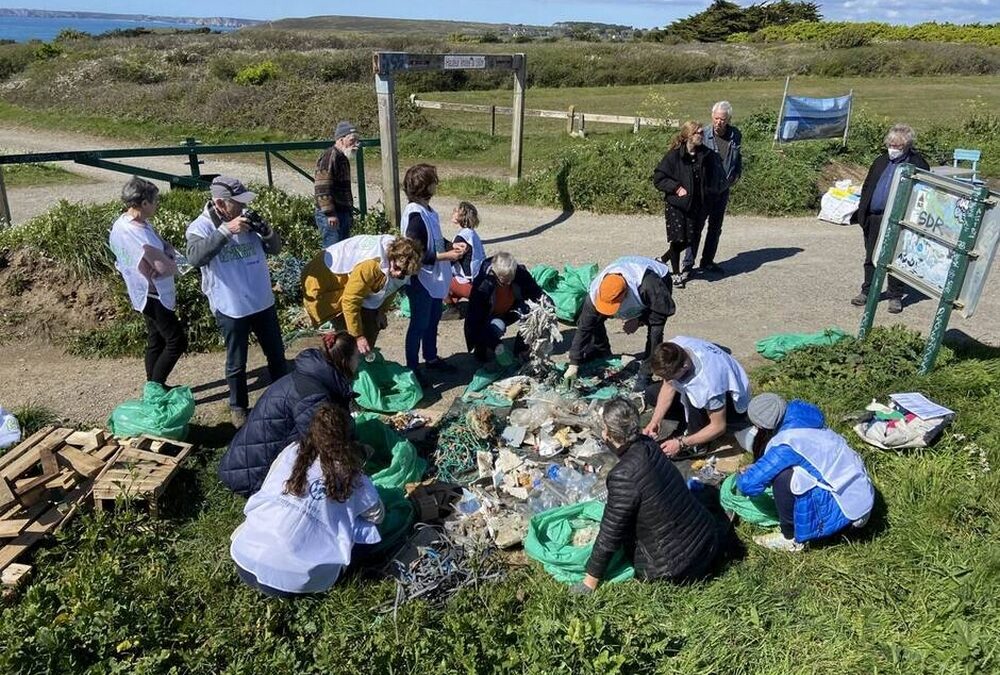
[0,43,37,80]
[105,57,167,84]
[233,60,279,86]
[822,26,871,50]
[32,42,62,60]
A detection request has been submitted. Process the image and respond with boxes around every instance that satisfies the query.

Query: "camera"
[242,208,272,237]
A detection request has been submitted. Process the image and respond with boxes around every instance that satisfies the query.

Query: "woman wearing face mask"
[851,124,929,314]
[651,120,726,289]
[575,397,724,594]
[736,394,875,553]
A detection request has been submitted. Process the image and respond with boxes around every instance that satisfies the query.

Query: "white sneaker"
[753,531,805,553]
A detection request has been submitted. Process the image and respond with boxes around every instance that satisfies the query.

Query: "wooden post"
[490,105,496,137]
[566,105,576,135]
[579,113,586,138]
[633,117,640,134]
[0,167,10,228]
[509,55,526,184]
[375,70,401,229]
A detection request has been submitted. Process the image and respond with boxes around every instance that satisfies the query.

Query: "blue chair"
[952,148,983,184]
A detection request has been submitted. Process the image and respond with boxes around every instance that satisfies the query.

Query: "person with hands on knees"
[642,337,753,459]
[737,394,875,553]
[185,176,287,429]
[230,403,384,598]
[301,235,422,356]
[400,163,466,378]
[565,256,675,392]
[575,397,723,594]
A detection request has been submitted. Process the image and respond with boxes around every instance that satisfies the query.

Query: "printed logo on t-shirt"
[308,479,327,501]
[218,242,259,263]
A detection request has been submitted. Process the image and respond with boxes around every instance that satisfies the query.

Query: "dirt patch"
[818,160,867,192]
[0,248,121,345]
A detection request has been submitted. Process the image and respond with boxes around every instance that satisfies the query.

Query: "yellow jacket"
[302,256,395,333]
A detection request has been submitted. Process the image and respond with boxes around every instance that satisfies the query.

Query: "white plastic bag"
[818,190,860,225]
[0,407,22,450]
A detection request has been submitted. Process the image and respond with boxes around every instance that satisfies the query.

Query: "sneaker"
[230,407,248,429]
[424,358,458,373]
[887,297,903,314]
[850,293,867,307]
[672,274,686,289]
[700,262,724,275]
[753,531,805,553]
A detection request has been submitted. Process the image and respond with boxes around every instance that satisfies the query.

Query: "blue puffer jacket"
[218,348,357,497]
[736,400,853,543]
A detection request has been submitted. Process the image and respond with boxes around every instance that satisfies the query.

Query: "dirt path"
[2,125,998,426]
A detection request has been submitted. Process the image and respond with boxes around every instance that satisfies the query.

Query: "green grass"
[0,326,997,672]
[0,162,86,188]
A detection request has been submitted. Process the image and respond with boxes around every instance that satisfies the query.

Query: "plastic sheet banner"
[776,93,852,143]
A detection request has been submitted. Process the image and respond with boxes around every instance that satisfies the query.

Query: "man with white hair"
[314,120,360,247]
[851,123,929,314]
[685,101,742,275]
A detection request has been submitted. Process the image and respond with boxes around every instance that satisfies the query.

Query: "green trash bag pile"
[755,328,849,361]
[353,351,423,413]
[530,263,599,323]
[107,382,195,440]
[355,412,428,490]
[719,473,780,527]
[371,485,415,556]
[524,501,634,585]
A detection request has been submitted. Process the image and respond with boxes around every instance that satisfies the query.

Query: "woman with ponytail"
[230,403,384,597]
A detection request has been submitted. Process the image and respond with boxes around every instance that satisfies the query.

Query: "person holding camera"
[185,176,288,428]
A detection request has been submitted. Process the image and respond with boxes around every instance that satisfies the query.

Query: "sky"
[12,0,1000,27]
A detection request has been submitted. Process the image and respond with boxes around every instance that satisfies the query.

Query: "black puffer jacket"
[586,435,721,582]
[464,258,545,352]
[218,348,357,497]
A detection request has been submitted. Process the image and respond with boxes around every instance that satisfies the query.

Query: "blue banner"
[778,94,852,142]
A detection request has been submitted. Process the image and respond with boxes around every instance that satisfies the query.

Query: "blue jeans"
[405,281,444,369]
[215,304,288,410]
[314,208,353,248]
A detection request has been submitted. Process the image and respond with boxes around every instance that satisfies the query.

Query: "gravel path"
[2,125,998,426]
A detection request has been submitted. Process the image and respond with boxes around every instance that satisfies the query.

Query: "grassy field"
[0,161,86,188]
[0,327,997,673]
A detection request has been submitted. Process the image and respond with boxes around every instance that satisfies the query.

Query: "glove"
[569,582,593,596]
[563,364,579,387]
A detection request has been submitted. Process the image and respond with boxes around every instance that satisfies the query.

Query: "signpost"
[858,165,999,373]
[373,52,526,228]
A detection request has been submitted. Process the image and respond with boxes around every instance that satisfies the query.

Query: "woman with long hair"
[651,121,725,289]
[230,403,384,597]
[219,331,361,497]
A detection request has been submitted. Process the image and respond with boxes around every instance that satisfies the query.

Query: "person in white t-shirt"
[230,403,384,597]
[108,176,187,386]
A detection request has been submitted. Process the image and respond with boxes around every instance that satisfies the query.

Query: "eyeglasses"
[693,129,704,135]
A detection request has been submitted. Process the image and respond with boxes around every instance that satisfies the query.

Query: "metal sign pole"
[842,88,854,149]
[918,184,991,373]
[0,167,10,228]
[772,76,790,149]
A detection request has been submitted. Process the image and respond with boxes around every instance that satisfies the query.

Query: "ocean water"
[0,15,237,43]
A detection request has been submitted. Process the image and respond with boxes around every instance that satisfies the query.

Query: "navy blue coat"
[218,348,357,497]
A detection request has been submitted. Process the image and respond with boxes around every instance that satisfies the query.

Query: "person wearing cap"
[565,256,675,391]
[219,331,360,498]
[314,120,360,247]
[186,176,287,428]
[736,394,875,552]
[464,251,547,364]
[109,176,188,387]
[642,337,753,458]
[301,235,423,354]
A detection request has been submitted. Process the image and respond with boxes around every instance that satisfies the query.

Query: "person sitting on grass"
[219,331,360,498]
[737,393,875,553]
[230,403,384,598]
[444,201,486,314]
[576,397,723,594]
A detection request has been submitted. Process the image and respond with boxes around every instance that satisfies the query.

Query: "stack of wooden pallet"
[93,435,193,517]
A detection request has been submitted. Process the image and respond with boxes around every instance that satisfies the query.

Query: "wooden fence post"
[490,105,496,137]
[566,105,575,136]
[633,117,641,134]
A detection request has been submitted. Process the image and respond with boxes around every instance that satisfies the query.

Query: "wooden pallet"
[92,436,193,517]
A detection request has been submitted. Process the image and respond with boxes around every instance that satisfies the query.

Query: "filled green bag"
[107,382,195,441]
[353,351,423,413]
[719,473,780,527]
[397,293,411,318]
[370,485,415,556]
[755,328,849,361]
[356,412,427,489]
[530,264,560,292]
[461,363,520,407]
[524,501,634,585]
[551,263,599,323]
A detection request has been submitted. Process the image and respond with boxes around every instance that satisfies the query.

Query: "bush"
[0,43,37,80]
[822,26,871,50]
[105,56,167,84]
[233,60,279,86]
[32,42,62,60]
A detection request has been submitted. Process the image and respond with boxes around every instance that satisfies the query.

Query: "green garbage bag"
[530,264,560,292]
[524,501,634,585]
[755,328,849,361]
[719,473,780,527]
[107,382,195,441]
[461,363,520,407]
[356,412,427,489]
[353,351,423,413]
[397,293,411,318]
[370,485,415,556]
[551,263,599,323]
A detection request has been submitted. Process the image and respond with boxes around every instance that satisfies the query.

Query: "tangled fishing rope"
[434,407,496,484]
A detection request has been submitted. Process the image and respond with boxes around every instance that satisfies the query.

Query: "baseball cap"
[594,274,628,316]
[334,120,357,141]
[210,176,256,204]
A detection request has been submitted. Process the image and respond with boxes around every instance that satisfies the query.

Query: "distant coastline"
[0,8,261,29]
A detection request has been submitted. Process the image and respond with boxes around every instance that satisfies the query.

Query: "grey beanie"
[748,393,787,430]
[333,120,357,141]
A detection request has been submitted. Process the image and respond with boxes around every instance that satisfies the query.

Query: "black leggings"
[141,297,187,385]
[772,467,796,539]
[666,241,688,276]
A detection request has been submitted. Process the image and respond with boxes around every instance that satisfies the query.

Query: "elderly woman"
[463,252,545,363]
[851,123,930,314]
[577,397,723,593]
[109,176,187,386]
[736,394,875,553]
[651,120,725,288]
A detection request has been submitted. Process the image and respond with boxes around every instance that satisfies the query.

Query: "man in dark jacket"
[218,340,358,497]
[578,398,722,592]
[850,123,930,314]
[464,252,546,363]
